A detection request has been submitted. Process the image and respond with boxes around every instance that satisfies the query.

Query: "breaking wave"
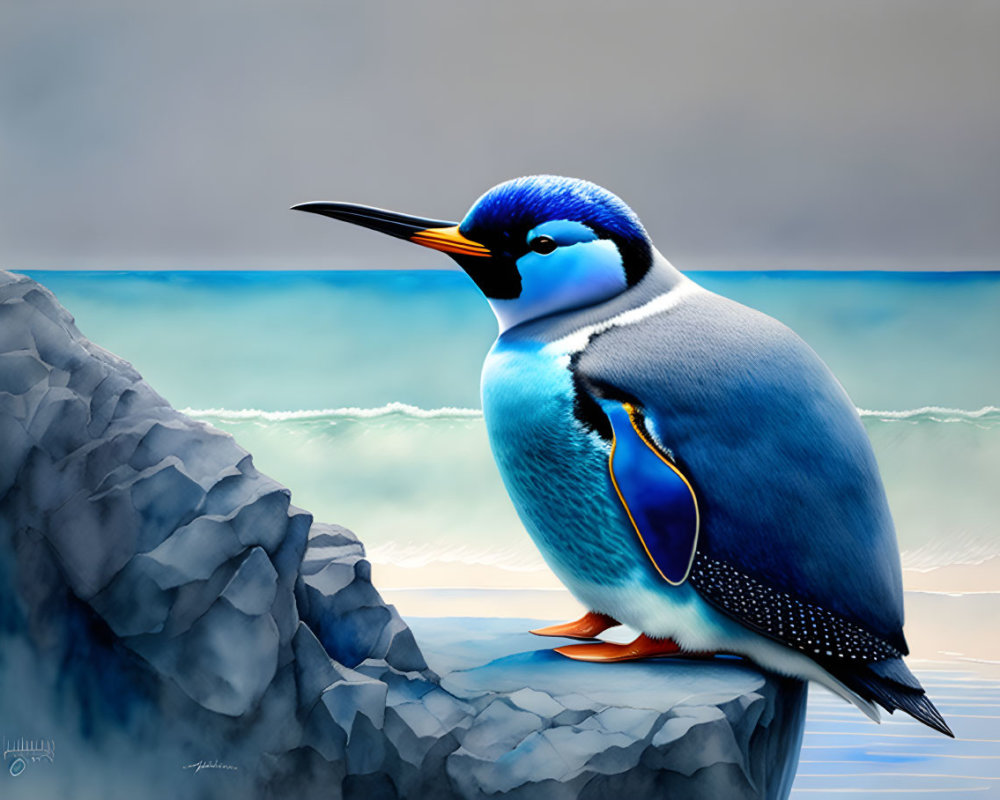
[183,403,1000,426]
[181,402,483,422]
[857,405,1000,425]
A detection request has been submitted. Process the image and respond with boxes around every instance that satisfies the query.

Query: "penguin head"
[293,175,654,332]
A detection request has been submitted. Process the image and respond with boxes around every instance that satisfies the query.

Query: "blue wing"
[593,364,952,736]
[574,287,908,654]
[602,399,699,585]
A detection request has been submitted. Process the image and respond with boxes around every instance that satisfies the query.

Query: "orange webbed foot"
[554,634,692,662]
[530,611,620,640]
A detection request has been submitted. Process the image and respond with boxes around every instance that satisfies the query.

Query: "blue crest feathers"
[461,176,649,246]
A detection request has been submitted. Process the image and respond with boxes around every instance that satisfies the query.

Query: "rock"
[0,272,807,800]
[462,700,544,759]
[143,515,245,589]
[222,546,279,616]
[231,486,292,552]
[91,556,174,636]
[129,459,206,551]
[296,524,430,674]
[413,618,807,800]
[130,420,249,489]
[372,606,428,673]
[270,507,311,646]
[46,484,140,598]
[132,599,281,717]
[293,622,342,709]
[506,688,565,721]
[0,414,31,495]
[161,555,242,637]
[321,663,389,735]
[0,352,48,394]
[29,390,91,460]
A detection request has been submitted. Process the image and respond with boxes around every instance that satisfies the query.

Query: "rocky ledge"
[0,271,806,799]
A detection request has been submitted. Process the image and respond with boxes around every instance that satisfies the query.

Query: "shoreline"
[378,583,1000,677]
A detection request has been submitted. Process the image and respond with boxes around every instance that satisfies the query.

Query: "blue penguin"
[293,175,953,736]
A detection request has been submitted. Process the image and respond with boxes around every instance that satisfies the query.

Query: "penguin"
[293,175,953,737]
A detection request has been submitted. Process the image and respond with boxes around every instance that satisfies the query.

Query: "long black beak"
[292,201,491,258]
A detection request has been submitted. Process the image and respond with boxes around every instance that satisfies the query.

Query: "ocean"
[24,269,1000,796]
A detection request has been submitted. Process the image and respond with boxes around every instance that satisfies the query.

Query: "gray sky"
[2,0,998,270]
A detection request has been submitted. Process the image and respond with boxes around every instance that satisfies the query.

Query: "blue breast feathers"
[603,399,699,586]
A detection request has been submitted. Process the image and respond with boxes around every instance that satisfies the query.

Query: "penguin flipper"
[602,399,698,585]
[595,398,954,736]
[573,291,909,653]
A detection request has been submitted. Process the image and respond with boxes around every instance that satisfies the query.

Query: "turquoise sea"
[27,270,999,578]
[24,269,1000,797]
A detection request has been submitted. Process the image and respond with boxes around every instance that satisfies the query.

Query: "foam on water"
[182,402,485,421]
[858,406,1000,424]
[183,403,1000,425]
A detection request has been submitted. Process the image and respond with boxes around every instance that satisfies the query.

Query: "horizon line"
[13,265,1000,274]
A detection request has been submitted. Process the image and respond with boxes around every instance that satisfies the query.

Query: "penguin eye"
[528,235,557,255]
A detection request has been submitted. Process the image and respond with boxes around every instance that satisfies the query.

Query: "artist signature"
[183,759,238,773]
[3,737,55,777]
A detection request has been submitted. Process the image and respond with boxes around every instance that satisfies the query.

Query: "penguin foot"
[530,612,620,640]
[553,634,692,662]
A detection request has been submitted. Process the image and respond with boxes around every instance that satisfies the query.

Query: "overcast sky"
[2,0,998,270]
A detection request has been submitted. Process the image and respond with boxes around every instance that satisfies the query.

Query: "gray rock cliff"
[0,270,806,799]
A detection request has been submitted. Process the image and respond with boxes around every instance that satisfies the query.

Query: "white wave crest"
[180,401,484,422]
[857,405,1000,424]
[183,402,998,425]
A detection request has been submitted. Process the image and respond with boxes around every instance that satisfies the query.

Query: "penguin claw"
[530,612,620,640]
[554,634,689,662]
